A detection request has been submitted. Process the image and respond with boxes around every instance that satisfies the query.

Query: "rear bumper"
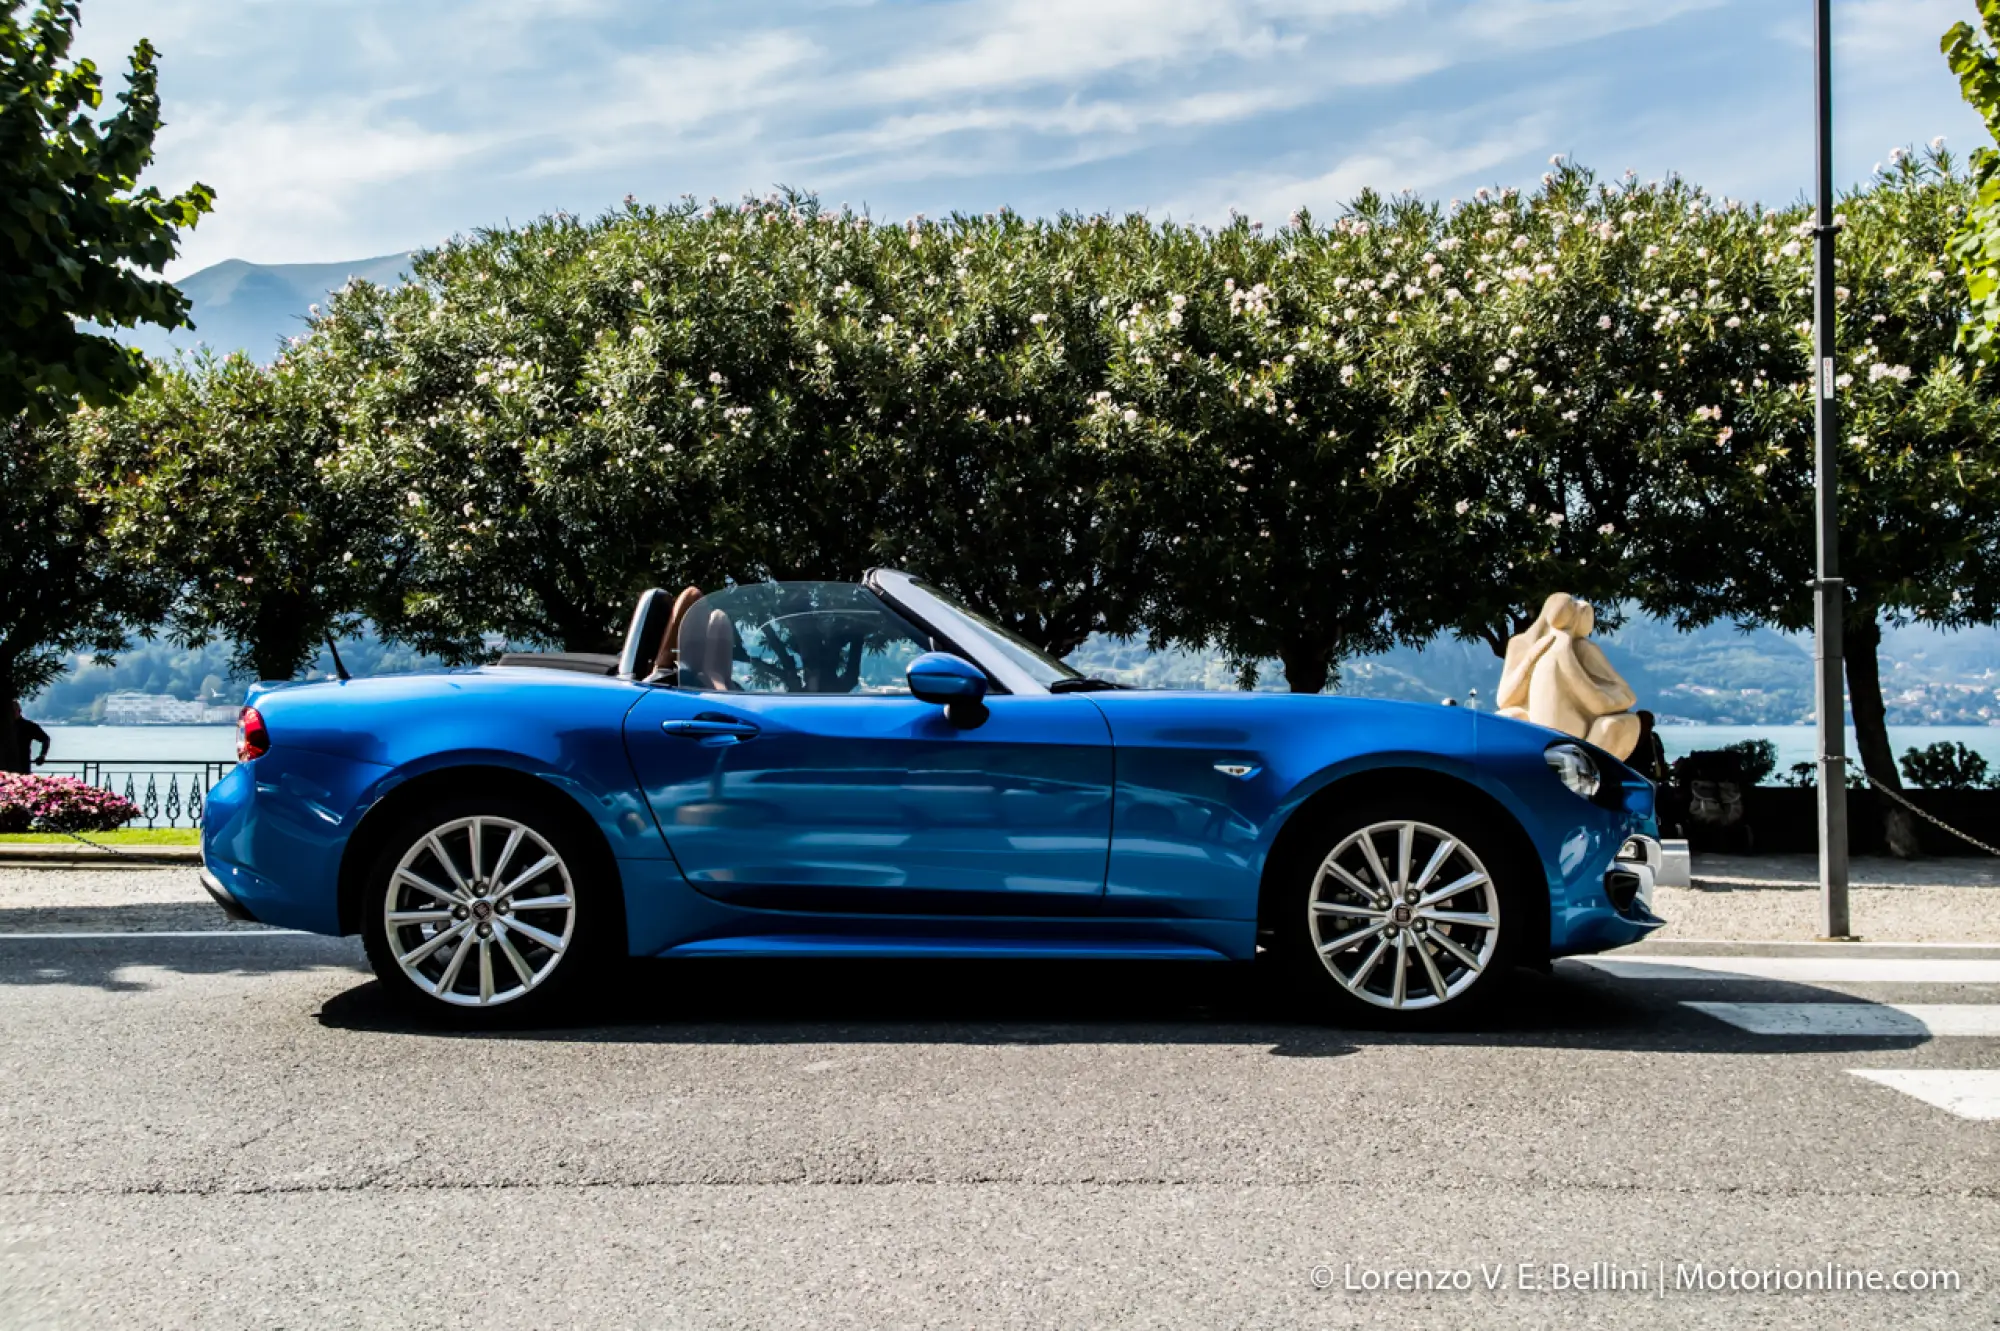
[198,865,259,924]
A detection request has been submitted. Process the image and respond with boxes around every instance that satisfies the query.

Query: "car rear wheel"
[361,795,605,1022]
[1275,800,1526,1027]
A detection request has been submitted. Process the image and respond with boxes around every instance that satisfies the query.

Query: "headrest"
[618,588,675,678]
[651,586,705,678]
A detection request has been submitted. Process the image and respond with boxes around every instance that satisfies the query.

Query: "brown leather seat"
[650,587,705,678]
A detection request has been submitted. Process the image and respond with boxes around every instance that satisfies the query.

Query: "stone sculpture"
[1495,593,1640,760]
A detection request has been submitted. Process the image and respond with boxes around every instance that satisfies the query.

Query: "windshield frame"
[865,569,1080,695]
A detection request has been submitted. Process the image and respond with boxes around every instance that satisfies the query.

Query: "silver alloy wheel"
[383,815,576,1007]
[1307,819,1501,1010]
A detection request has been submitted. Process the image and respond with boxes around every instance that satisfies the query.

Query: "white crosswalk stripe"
[1849,1071,2000,1122]
[1593,952,2000,1123]
[1580,956,2000,984]
[1684,1002,2000,1038]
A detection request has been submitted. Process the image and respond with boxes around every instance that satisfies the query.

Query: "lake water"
[40,725,239,763]
[34,721,2000,770]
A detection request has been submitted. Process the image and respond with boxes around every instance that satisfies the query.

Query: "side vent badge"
[1213,762,1259,779]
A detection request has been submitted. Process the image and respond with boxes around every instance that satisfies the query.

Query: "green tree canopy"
[1,0,213,422]
[79,344,397,682]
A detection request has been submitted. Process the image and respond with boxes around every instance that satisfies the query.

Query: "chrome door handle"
[662,718,761,740]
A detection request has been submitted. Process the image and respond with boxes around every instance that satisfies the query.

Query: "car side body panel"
[202,666,1659,963]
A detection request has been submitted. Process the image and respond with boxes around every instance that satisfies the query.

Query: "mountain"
[24,616,2000,725]
[116,254,413,361]
[1067,616,2000,725]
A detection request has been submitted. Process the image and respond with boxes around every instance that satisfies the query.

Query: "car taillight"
[237,706,270,761]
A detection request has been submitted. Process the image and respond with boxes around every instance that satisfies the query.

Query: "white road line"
[1685,1002,2000,1037]
[1579,957,2000,984]
[0,929,309,940]
[1849,1070,2000,1122]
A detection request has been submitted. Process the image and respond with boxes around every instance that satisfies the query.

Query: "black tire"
[360,791,617,1025]
[1271,796,1529,1029]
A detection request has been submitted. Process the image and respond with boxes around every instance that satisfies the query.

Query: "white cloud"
[53,0,1982,272]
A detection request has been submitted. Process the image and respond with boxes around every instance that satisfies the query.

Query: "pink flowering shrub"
[0,774,142,833]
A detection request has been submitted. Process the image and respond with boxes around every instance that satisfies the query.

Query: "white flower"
[1545,512,1564,528]
[1868,362,1913,384]
[709,371,723,384]
[691,396,705,408]
[1725,316,1742,328]
[1597,523,1616,535]
[1167,309,1183,327]
[1598,314,1613,330]
[1645,245,1661,259]
[1428,263,1444,279]
[1835,373,1853,389]
[1889,146,1907,163]
[1927,270,1946,283]
[1030,313,1048,325]
[1475,187,1492,202]
[1511,234,1530,250]
[1780,241,1802,258]
[1493,355,1512,372]
[1933,135,1947,150]
[1717,426,1733,445]
[1340,364,1357,383]
[1752,463,1767,477]
[1123,408,1138,424]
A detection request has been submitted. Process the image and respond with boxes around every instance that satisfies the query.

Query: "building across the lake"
[99,692,241,725]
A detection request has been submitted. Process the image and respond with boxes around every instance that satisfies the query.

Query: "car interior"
[492,584,704,681]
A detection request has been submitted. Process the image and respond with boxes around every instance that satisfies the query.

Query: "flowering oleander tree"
[1093,202,1438,692]
[1378,163,1790,655]
[840,208,1160,655]
[324,210,721,657]
[570,194,885,596]
[1649,147,2000,854]
[79,345,395,681]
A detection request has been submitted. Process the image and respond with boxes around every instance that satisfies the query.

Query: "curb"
[0,844,202,867]
[1625,938,2000,958]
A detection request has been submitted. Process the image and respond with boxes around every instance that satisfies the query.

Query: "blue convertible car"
[201,570,1672,1026]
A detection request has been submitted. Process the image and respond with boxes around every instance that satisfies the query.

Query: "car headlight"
[1545,742,1601,800]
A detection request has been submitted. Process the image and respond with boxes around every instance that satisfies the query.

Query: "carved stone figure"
[1495,593,1640,760]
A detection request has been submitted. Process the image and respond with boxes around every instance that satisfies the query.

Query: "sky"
[69,0,1989,277]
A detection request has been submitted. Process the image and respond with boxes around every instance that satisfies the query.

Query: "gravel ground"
[1652,854,2000,944]
[6,856,2000,943]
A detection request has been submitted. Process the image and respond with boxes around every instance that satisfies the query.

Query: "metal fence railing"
[36,760,237,830]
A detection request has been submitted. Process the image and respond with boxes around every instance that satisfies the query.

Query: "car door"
[622,583,1113,914]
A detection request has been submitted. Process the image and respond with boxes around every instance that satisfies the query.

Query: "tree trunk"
[1845,609,1923,859]
[0,707,19,777]
[1279,642,1332,695]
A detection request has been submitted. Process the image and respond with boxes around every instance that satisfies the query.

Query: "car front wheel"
[1276,800,1525,1026]
[361,795,602,1022]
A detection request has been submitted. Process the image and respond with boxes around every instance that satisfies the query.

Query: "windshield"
[906,579,1083,688]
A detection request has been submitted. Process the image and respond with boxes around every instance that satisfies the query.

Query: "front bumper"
[1605,834,1686,913]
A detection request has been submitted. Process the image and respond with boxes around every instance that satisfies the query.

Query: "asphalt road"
[1,917,1996,1328]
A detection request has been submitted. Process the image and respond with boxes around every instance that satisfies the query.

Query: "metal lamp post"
[1811,0,1852,938]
